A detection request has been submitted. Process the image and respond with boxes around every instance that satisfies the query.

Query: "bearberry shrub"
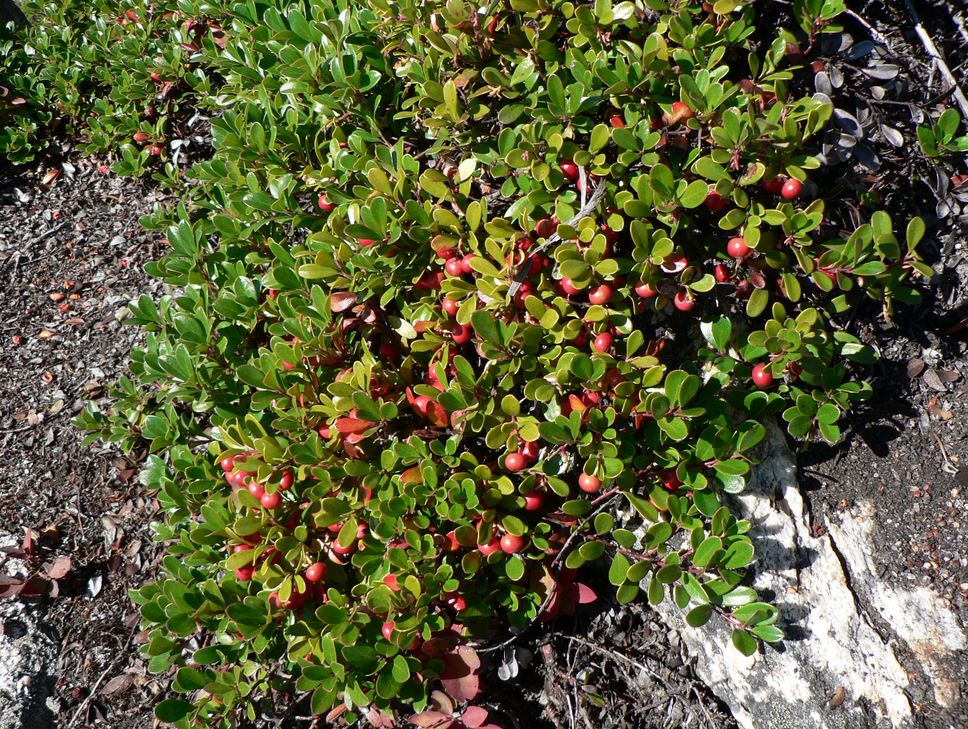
[64,0,934,726]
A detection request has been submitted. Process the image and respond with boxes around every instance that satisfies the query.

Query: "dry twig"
[904,0,968,119]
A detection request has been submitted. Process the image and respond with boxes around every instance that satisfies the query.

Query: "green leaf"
[155,699,193,723]
[731,628,758,656]
[686,604,713,627]
[679,179,709,208]
[692,536,722,568]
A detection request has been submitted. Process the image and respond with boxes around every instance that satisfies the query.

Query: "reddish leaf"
[46,555,72,579]
[413,320,435,333]
[0,575,25,598]
[400,466,423,484]
[366,707,396,728]
[410,710,454,728]
[330,291,357,313]
[21,528,35,556]
[428,690,455,714]
[426,400,450,428]
[335,417,374,434]
[567,394,586,414]
[575,582,597,604]
[461,706,490,728]
[441,646,482,702]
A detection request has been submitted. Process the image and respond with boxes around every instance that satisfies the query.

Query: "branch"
[904,0,968,120]
[507,181,608,297]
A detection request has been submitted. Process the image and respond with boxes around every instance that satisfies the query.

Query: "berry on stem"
[726,236,752,260]
[305,562,327,583]
[673,290,695,312]
[781,178,803,199]
[592,332,613,353]
[751,363,774,388]
[500,533,526,554]
[578,473,602,493]
[504,452,526,472]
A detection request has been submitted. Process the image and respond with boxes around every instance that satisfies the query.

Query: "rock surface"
[647,423,965,729]
[0,533,59,729]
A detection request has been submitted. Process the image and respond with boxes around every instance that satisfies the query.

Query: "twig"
[904,0,968,119]
[64,625,138,729]
[507,182,608,297]
[843,9,893,51]
[473,493,619,653]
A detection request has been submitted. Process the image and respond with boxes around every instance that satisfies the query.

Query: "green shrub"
[0,0,215,164]
[39,0,934,726]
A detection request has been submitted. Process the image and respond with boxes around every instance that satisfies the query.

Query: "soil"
[0,158,167,729]
[792,1,968,727]
[1,1,967,728]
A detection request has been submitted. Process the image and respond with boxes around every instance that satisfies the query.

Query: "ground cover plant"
[3,0,961,726]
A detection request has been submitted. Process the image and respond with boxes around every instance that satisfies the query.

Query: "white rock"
[643,422,962,729]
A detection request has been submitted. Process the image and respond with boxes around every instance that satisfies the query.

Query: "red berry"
[442,297,459,316]
[436,248,457,261]
[460,254,476,274]
[504,452,526,472]
[751,363,774,388]
[673,290,695,312]
[381,621,395,641]
[147,144,163,156]
[781,178,803,199]
[705,190,728,212]
[446,594,467,611]
[634,281,657,299]
[588,284,613,306]
[534,218,556,238]
[220,455,236,472]
[479,538,502,556]
[714,264,732,283]
[234,566,254,581]
[247,481,265,499]
[305,562,327,583]
[133,132,149,144]
[445,258,464,276]
[560,278,581,296]
[610,115,626,128]
[379,340,400,361]
[726,237,752,259]
[232,544,252,554]
[149,72,161,82]
[523,491,545,511]
[592,332,613,353]
[500,533,526,554]
[578,473,602,493]
[278,471,293,491]
[317,195,336,212]
[452,323,472,344]
[332,540,355,556]
[661,469,682,491]
[762,177,784,194]
[260,491,281,509]
[560,160,579,181]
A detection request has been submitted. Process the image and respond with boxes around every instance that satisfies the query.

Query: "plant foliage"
[3,0,937,726]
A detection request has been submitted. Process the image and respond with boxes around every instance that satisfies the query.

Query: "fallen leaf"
[100,674,133,696]
[830,685,847,708]
[46,555,72,579]
[906,358,925,378]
